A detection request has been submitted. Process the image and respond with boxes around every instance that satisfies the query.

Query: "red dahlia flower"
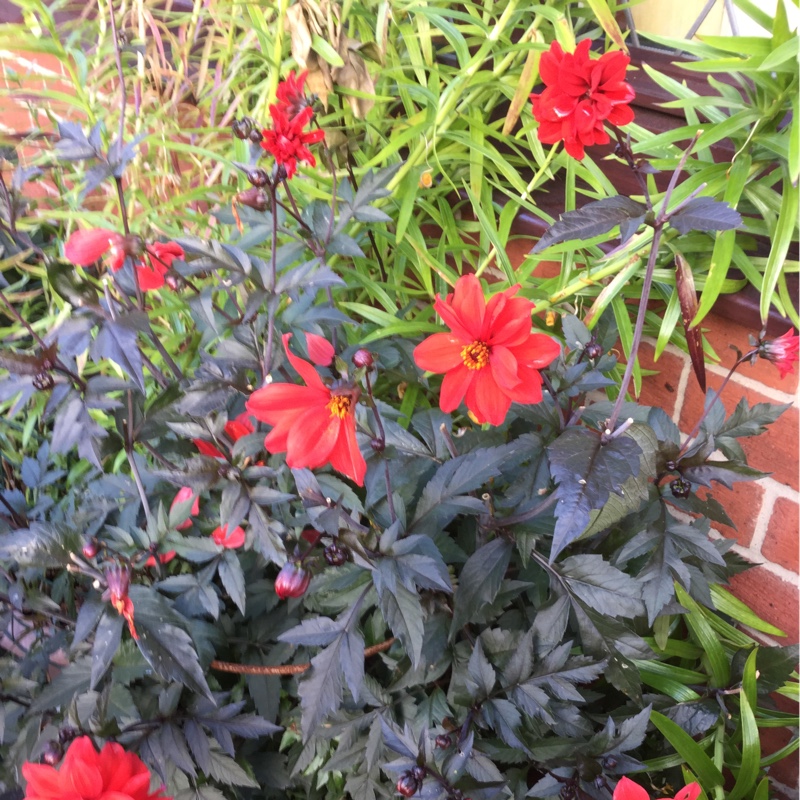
[22,735,170,800]
[276,69,312,118]
[101,565,138,640]
[414,274,560,426]
[261,105,325,179]
[759,329,799,378]
[169,486,200,530]
[194,412,256,459]
[613,776,701,800]
[246,333,366,485]
[274,561,311,600]
[530,39,635,160]
[212,524,246,549]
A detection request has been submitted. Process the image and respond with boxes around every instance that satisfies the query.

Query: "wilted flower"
[759,329,799,378]
[530,39,635,160]
[246,334,366,486]
[613,776,701,800]
[274,561,311,600]
[261,105,325,179]
[413,274,560,425]
[101,565,137,640]
[169,486,200,530]
[212,524,246,549]
[21,735,170,800]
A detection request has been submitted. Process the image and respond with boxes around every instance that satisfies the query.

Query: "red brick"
[634,341,686,419]
[679,372,799,491]
[697,481,764,548]
[506,237,561,278]
[701,311,799,396]
[761,498,800,574]
[728,567,800,643]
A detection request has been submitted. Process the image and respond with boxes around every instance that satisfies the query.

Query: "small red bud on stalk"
[82,539,99,559]
[247,168,270,187]
[395,772,420,797]
[323,543,347,566]
[670,477,691,499]
[40,741,63,766]
[353,349,374,368]
[274,562,311,600]
[584,341,603,360]
[435,734,451,749]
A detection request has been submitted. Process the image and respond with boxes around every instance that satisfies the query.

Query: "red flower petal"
[413,333,465,372]
[64,228,123,266]
[613,777,650,800]
[305,332,335,366]
[466,368,511,426]
[212,524,245,548]
[439,363,474,413]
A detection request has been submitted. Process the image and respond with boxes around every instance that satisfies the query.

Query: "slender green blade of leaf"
[650,710,725,788]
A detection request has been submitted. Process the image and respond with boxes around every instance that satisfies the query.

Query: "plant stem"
[210,637,395,675]
[606,132,701,433]
[676,351,754,462]
[491,491,558,529]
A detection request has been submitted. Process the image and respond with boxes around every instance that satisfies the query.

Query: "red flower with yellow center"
[246,334,366,485]
[613,776,700,800]
[414,274,560,426]
[530,39,635,160]
[21,735,170,800]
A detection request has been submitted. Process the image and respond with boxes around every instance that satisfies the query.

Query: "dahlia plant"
[0,13,798,800]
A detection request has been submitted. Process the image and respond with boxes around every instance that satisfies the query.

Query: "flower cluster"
[22,736,170,800]
[530,39,635,160]
[414,274,560,425]
[64,228,184,291]
[261,71,325,179]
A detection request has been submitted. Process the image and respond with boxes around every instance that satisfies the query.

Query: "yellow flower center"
[461,341,490,370]
[327,395,352,419]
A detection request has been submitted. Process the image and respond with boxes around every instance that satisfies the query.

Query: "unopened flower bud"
[370,438,385,452]
[40,741,62,766]
[32,372,54,391]
[248,128,264,144]
[232,119,251,139]
[353,349,374,368]
[82,539,99,559]
[396,772,420,797]
[665,460,677,472]
[435,734,451,749]
[585,341,603,360]
[274,561,311,600]
[411,766,426,782]
[247,168,270,187]
[237,186,269,212]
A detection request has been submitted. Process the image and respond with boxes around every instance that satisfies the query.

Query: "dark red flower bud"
[274,561,311,600]
[670,478,691,499]
[232,119,249,139]
[353,349,374,368]
[665,460,677,472]
[248,128,264,144]
[370,438,385,452]
[585,341,603,360]
[247,168,270,187]
[237,187,269,212]
[324,543,347,567]
[40,741,63,766]
[82,539,99,559]
[435,734,451,749]
[396,773,420,797]
[411,766,426,782]
[58,726,77,744]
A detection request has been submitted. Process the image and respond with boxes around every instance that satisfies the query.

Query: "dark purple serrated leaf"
[450,538,512,634]
[548,428,642,560]
[183,719,212,773]
[669,196,742,235]
[532,197,648,253]
[557,555,644,619]
[278,616,341,647]
[380,717,419,759]
[160,723,197,777]
[90,612,123,689]
[91,316,145,392]
[218,551,246,614]
[681,461,766,488]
